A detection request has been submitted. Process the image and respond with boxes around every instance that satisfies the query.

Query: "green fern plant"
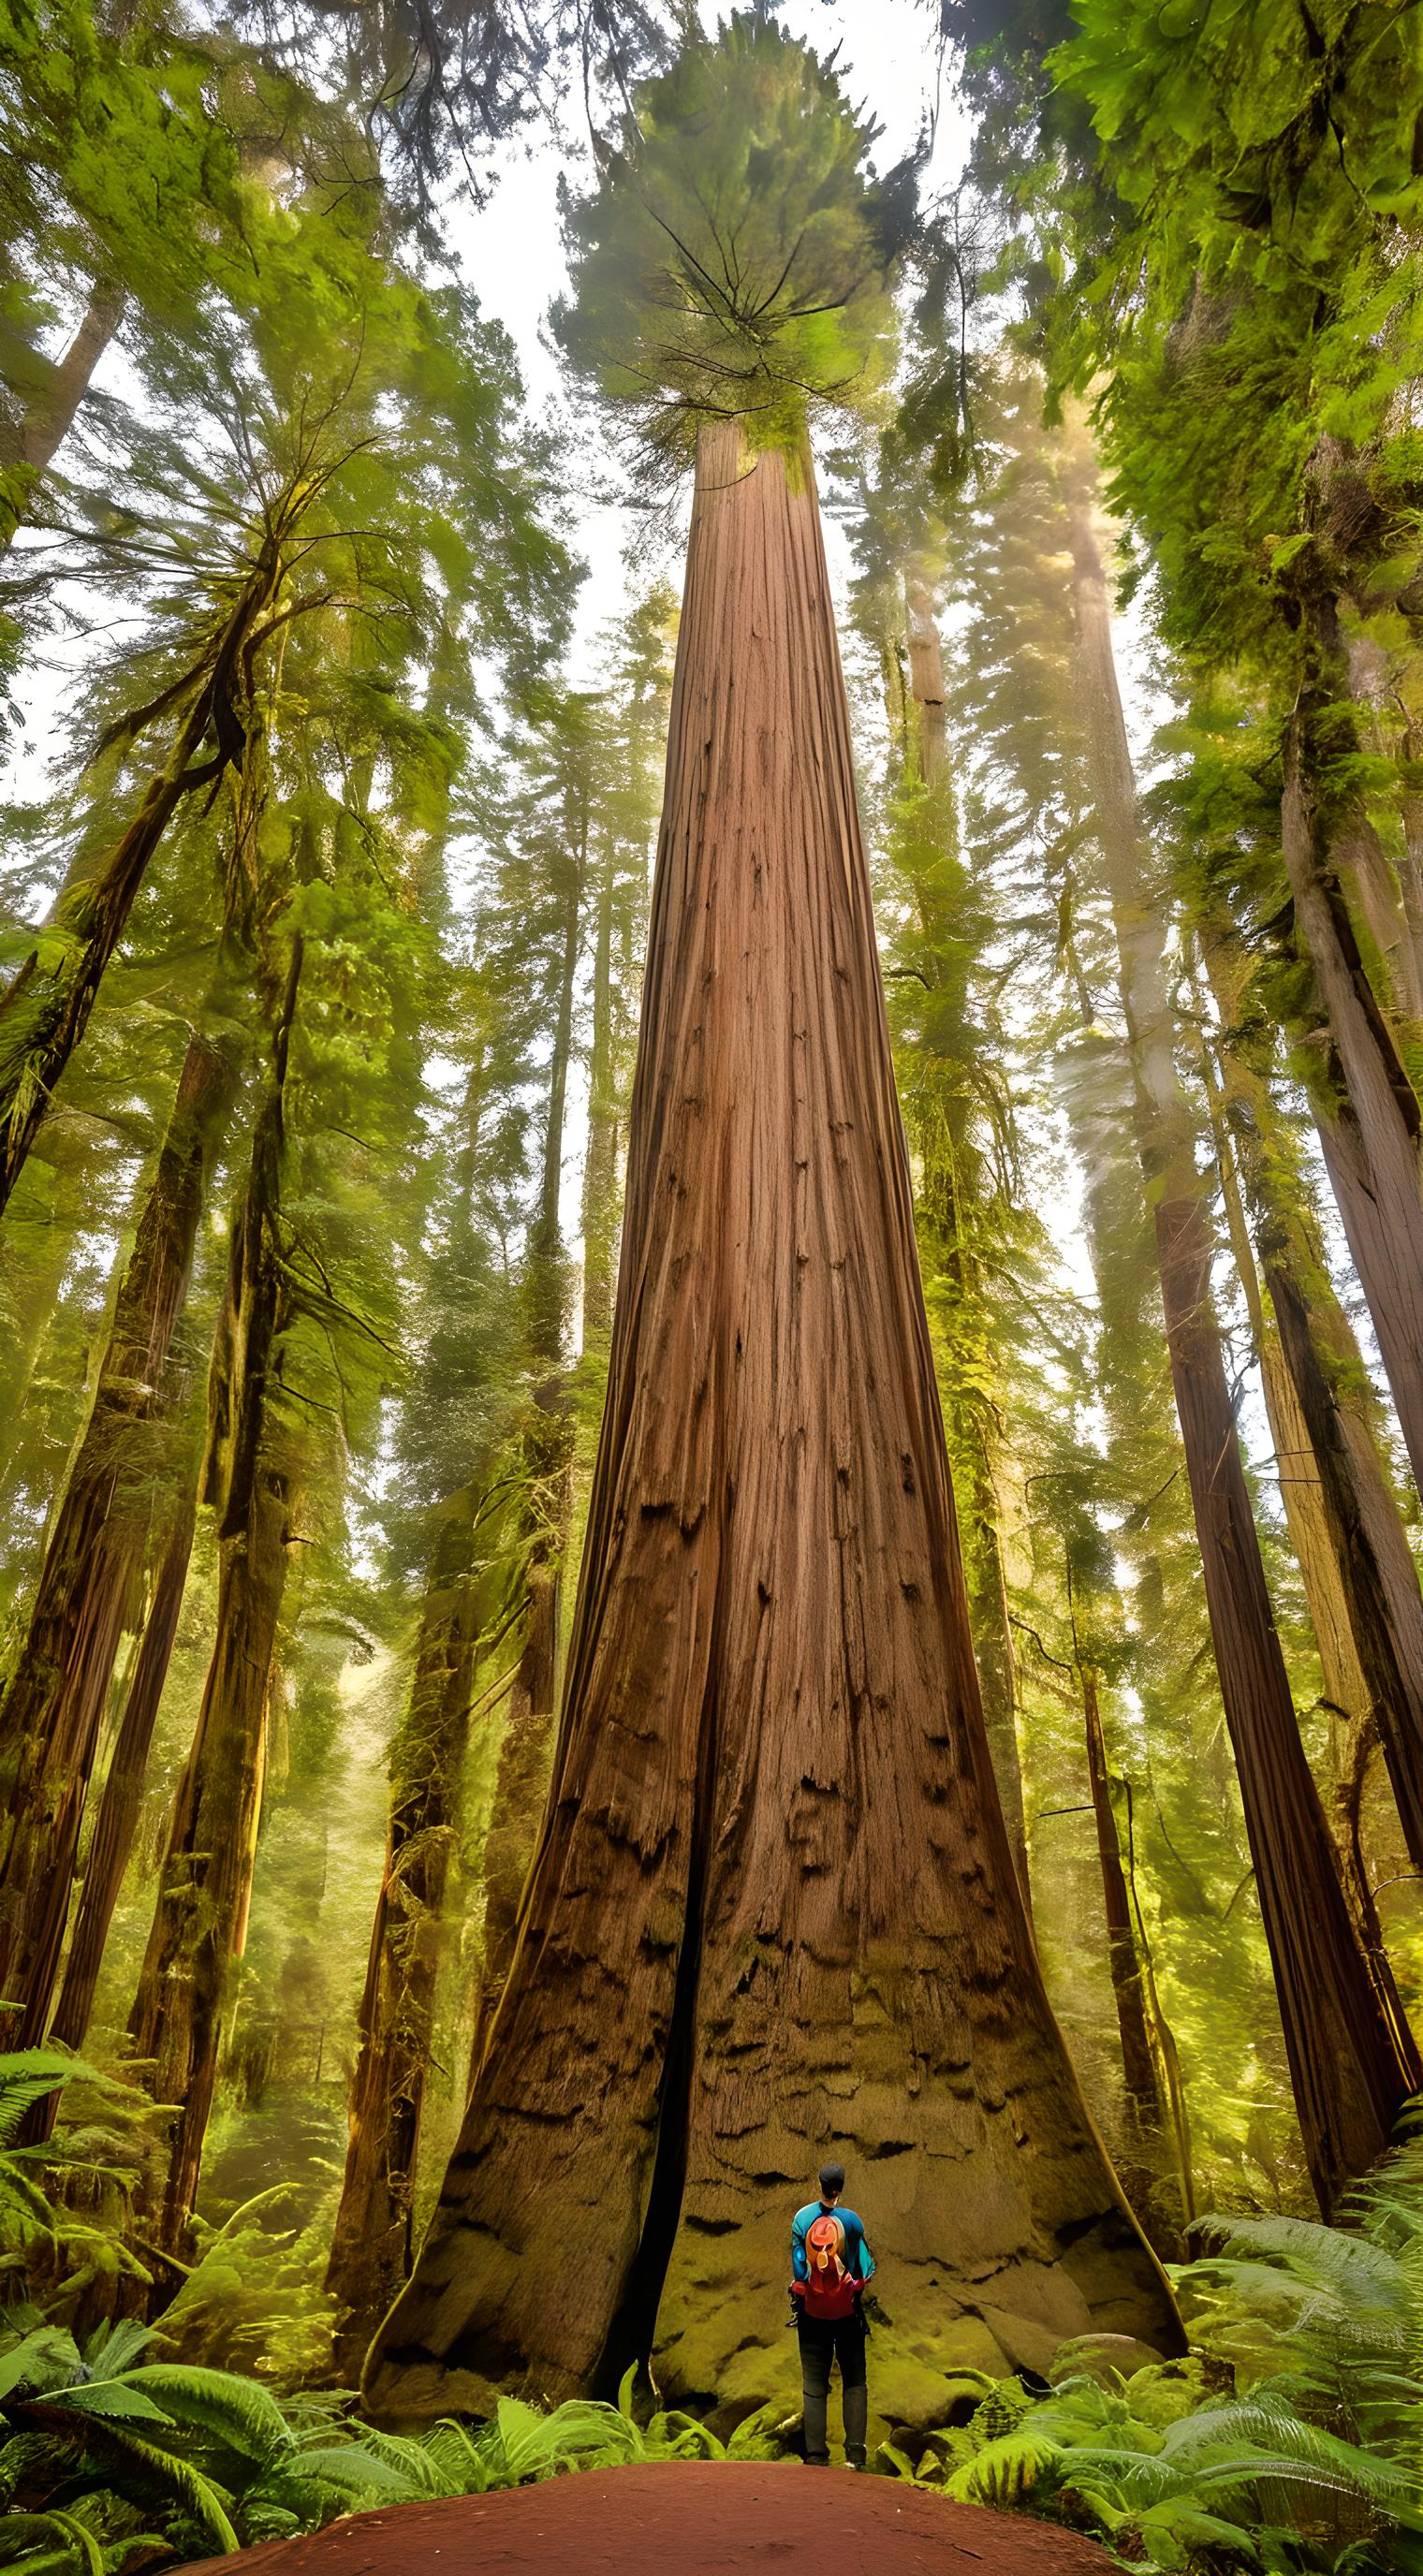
[878,2362,1414,2569]
[877,2129,1423,2572]
[156,2188,341,2391]
[0,2053,151,2311]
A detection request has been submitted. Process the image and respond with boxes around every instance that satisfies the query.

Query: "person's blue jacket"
[790,2200,875,2287]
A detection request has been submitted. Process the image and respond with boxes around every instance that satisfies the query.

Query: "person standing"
[788,2160,874,2467]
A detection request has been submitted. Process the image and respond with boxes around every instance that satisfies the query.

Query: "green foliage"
[883,2358,1412,2570]
[0,2056,801,2571]
[880,2137,1423,2571]
[0,2056,150,2307]
[0,2323,790,2571]
[974,0,1423,728]
[555,10,902,472]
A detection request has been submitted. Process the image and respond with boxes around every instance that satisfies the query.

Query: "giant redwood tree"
[365,17,1178,2427]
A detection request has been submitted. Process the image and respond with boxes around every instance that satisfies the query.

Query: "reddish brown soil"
[186,2461,1118,2576]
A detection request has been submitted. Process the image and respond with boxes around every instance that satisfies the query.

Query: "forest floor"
[181,2460,1119,2574]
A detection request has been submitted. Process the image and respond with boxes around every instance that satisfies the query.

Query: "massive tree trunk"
[326,1480,509,2374]
[1064,451,1420,2214]
[364,419,1179,2430]
[127,944,302,2257]
[0,1024,233,2048]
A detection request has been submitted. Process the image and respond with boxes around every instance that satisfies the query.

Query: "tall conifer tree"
[366,14,1178,2424]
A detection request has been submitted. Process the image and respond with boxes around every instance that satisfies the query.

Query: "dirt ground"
[184,2460,1119,2575]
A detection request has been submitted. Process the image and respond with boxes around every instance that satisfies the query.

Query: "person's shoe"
[802,2453,831,2466]
[846,2450,867,2470]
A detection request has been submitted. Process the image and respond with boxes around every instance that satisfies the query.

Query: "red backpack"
[802,2214,858,2320]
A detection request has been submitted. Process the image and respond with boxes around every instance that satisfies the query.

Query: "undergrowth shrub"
[4,2050,1422,2572]
[876,2125,1423,2573]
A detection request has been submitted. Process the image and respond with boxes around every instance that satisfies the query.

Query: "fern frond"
[278,2440,428,2499]
[0,2510,105,2576]
[42,2418,241,2553]
[946,2426,1064,2506]
[123,2364,294,2463]
[0,2056,109,2151]
[0,2326,82,2401]
[418,2417,493,2492]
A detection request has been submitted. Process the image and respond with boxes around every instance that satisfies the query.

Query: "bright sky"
[435,0,973,1268]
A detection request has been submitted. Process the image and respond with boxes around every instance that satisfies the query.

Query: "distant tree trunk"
[1078,1657,1181,2251]
[46,1487,198,2066]
[364,419,1179,2430]
[472,860,582,2042]
[127,943,302,2256]
[1064,449,1420,2213]
[894,568,1031,1902]
[904,574,947,778]
[0,1024,234,2048]
[1198,950,1423,1881]
[580,841,622,1354]
[1051,1000,1197,2222]
[326,1479,510,2374]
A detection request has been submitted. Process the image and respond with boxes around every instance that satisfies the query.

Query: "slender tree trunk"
[580,841,622,1354]
[1199,948,1423,1882]
[895,568,1031,1900]
[326,1482,507,2374]
[0,733,204,1214]
[0,553,281,1215]
[0,1025,234,2046]
[46,1486,198,2065]
[128,944,302,2256]
[1264,1245,1423,1872]
[1064,449,1420,2213]
[1279,603,1423,1498]
[1195,986,1375,1759]
[472,862,583,2041]
[0,279,126,551]
[1052,1009,1199,2216]
[1078,1660,1181,2251]
[365,420,1179,2429]
[960,1449,1030,1901]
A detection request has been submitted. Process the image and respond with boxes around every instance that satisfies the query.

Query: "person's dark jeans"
[797,2310,868,2466]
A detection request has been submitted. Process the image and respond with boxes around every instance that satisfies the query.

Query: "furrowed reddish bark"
[364,423,1178,2429]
